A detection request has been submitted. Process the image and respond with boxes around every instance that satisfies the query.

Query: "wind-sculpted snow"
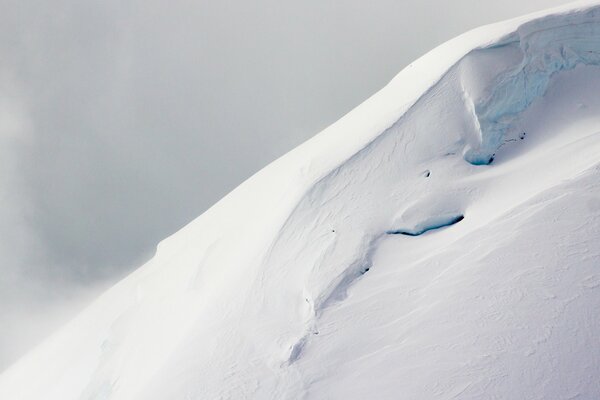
[465,8,600,164]
[2,2,600,400]
[264,3,600,337]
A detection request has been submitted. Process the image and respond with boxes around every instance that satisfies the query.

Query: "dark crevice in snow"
[387,215,464,236]
[469,154,494,166]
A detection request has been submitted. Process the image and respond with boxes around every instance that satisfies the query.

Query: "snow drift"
[2,1,600,399]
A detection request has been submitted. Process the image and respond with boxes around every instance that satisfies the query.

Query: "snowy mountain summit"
[3,2,600,399]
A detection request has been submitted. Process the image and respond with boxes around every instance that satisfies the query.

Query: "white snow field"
[3,1,600,399]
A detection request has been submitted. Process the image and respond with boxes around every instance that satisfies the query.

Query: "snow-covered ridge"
[262,0,600,338]
[2,2,600,399]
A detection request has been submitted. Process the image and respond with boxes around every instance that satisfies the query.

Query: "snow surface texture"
[2,2,600,399]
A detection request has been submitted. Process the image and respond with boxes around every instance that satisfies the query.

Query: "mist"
[0,0,571,370]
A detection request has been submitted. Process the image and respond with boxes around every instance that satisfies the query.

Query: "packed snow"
[2,1,600,399]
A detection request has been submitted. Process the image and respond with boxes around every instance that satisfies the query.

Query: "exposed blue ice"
[465,10,600,164]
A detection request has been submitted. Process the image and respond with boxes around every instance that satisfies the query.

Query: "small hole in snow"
[423,170,431,178]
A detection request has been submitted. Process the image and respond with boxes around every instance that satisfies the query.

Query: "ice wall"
[466,7,600,164]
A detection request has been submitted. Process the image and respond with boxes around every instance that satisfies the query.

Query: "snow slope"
[2,2,600,399]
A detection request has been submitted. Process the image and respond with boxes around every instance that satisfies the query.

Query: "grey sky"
[0,0,571,370]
